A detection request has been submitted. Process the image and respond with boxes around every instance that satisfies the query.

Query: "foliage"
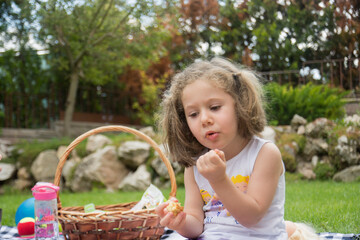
[276,132,306,153]
[276,132,306,172]
[0,50,56,128]
[265,82,348,125]
[11,137,86,169]
[1,0,359,129]
[132,72,167,126]
[213,1,359,71]
[280,150,297,173]
[34,0,173,135]
[102,132,136,147]
[327,124,360,171]
[313,163,336,180]
[10,132,139,170]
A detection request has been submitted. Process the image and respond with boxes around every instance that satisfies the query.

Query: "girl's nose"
[201,111,213,125]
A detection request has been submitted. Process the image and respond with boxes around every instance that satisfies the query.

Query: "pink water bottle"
[31,182,60,240]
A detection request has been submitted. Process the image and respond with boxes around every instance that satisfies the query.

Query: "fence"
[0,85,134,129]
[260,58,360,97]
[1,58,359,130]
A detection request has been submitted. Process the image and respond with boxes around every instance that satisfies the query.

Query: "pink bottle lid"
[31,182,59,200]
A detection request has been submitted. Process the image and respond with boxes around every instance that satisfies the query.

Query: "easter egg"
[17,217,35,236]
[15,198,35,226]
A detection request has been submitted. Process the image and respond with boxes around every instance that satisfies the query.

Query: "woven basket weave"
[54,125,177,240]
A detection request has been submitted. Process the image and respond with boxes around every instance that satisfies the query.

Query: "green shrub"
[264,82,349,125]
[11,137,89,170]
[285,172,305,182]
[175,171,185,187]
[132,73,166,126]
[276,132,306,154]
[326,125,359,171]
[281,149,297,172]
[313,162,335,180]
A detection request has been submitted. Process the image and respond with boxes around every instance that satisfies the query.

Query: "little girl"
[155,57,320,240]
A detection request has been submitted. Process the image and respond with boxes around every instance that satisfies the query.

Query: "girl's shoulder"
[251,135,280,152]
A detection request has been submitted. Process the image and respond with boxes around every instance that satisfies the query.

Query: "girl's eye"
[210,105,221,111]
[188,112,198,118]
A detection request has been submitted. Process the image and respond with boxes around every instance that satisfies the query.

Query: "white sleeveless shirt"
[193,136,288,240]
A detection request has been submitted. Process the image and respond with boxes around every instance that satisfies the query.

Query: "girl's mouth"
[206,131,218,140]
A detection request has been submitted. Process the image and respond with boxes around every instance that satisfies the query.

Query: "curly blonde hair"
[157,57,267,167]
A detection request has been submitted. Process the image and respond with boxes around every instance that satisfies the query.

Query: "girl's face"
[181,79,244,159]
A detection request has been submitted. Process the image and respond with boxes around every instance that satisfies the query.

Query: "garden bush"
[313,162,336,180]
[264,82,349,125]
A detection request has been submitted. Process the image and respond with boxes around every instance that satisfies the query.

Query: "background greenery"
[1,176,359,233]
[0,1,359,131]
[264,82,349,126]
[1,1,359,235]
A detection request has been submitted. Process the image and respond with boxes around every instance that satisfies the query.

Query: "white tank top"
[193,136,288,240]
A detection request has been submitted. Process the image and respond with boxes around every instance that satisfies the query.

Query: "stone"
[118,164,151,191]
[86,134,112,152]
[305,118,334,138]
[297,161,316,180]
[70,146,129,192]
[30,150,59,183]
[139,126,156,139]
[344,114,360,127]
[14,167,33,190]
[17,167,31,180]
[333,165,360,182]
[14,179,33,190]
[62,158,79,188]
[297,125,305,135]
[118,141,151,169]
[261,126,276,143]
[57,145,78,160]
[0,163,16,181]
[303,138,328,159]
[291,114,307,131]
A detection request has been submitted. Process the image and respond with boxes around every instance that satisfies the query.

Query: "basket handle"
[54,125,177,206]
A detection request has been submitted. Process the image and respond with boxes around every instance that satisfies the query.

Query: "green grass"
[1,180,359,234]
[0,186,184,227]
[285,180,360,233]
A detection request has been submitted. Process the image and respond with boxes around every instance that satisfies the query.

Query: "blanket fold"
[0,226,358,240]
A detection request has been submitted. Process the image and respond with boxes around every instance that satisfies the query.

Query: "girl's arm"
[156,166,204,238]
[198,142,283,227]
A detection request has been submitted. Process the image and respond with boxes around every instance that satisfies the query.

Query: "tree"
[0,1,55,128]
[36,0,171,135]
[213,0,360,73]
[165,0,221,68]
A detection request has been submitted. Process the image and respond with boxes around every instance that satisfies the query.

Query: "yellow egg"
[59,222,63,232]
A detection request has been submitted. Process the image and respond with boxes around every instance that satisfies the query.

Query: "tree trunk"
[63,68,80,136]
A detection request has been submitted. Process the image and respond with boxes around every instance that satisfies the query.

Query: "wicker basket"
[54,125,177,240]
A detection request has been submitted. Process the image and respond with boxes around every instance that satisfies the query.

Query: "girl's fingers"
[170,211,186,226]
[213,149,225,161]
[159,211,186,229]
[155,202,170,217]
[159,212,174,226]
[168,197,178,202]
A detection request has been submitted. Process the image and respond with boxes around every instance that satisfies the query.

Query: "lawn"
[1,179,359,234]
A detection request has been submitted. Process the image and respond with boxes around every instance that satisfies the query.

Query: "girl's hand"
[196,149,226,184]
[155,198,186,231]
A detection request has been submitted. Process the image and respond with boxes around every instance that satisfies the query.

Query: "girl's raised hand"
[196,149,227,184]
[155,198,186,231]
